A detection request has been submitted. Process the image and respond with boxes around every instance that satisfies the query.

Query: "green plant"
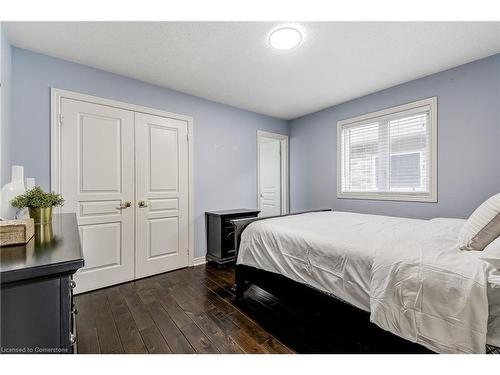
[11,186,65,209]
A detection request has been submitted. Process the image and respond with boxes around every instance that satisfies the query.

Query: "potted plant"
[11,186,64,225]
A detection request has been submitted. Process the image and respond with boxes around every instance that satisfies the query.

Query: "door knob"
[138,200,149,208]
[116,201,132,210]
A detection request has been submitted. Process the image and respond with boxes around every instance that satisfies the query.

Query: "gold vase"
[34,223,54,245]
[29,207,53,225]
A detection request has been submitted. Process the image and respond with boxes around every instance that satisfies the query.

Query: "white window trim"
[336,97,437,202]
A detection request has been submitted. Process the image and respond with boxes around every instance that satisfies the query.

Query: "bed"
[232,210,500,354]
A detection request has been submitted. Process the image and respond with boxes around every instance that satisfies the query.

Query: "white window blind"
[337,97,437,202]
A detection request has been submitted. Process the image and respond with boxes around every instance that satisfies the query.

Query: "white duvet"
[236,211,499,353]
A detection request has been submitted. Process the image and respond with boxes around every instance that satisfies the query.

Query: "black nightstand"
[205,209,260,266]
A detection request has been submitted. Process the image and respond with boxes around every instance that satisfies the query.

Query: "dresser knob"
[69,280,76,289]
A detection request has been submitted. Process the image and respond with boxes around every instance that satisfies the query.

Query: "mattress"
[236,211,500,352]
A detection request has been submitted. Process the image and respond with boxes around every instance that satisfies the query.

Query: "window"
[337,97,437,202]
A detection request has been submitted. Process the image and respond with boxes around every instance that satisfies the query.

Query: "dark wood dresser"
[0,213,84,354]
[205,209,260,266]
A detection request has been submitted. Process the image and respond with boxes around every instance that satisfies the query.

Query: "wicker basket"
[0,218,35,246]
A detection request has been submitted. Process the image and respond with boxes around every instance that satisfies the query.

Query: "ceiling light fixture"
[268,27,302,50]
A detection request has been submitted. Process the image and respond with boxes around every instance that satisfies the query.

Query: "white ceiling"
[4,22,500,120]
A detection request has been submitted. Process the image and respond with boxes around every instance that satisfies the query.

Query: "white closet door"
[61,98,135,294]
[134,113,189,278]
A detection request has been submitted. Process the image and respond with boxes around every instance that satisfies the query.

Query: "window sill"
[337,192,437,203]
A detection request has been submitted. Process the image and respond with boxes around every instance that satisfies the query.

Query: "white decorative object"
[26,177,36,190]
[1,166,27,220]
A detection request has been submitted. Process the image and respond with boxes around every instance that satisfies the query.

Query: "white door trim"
[50,88,195,267]
[257,130,289,216]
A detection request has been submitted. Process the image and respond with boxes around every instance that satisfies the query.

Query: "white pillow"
[458,193,500,251]
[480,236,500,270]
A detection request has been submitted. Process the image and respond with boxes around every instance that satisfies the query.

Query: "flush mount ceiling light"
[268,27,302,50]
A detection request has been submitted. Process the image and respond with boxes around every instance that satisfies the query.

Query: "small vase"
[25,178,36,190]
[29,207,53,225]
[1,166,27,219]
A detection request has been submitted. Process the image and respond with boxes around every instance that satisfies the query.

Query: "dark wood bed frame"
[230,210,500,354]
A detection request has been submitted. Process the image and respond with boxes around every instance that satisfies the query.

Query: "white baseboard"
[193,256,207,266]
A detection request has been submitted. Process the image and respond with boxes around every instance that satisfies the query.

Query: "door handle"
[138,200,149,208]
[116,201,132,210]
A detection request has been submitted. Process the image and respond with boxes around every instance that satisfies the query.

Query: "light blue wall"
[9,46,500,257]
[290,54,500,219]
[1,24,12,186]
[10,47,289,257]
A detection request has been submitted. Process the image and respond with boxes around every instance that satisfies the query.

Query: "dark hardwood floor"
[74,263,430,354]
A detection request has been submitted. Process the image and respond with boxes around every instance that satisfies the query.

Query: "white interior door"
[258,136,283,217]
[60,98,135,294]
[134,113,189,279]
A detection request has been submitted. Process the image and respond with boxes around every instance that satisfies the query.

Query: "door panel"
[80,115,121,192]
[135,113,189,278]
[61,98,135,294]
[79,222,122,270]
[149,198,178,212]
[149,126,179,191]
[259,137,282,217]
[79,200,122,217]
[148,217,179,258]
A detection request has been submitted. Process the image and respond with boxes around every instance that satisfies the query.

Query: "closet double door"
[60,98,189,294]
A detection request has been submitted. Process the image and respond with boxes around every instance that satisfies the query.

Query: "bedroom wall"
[290,53,500,220]
[9,47,289,258]
[1,24,12,186]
